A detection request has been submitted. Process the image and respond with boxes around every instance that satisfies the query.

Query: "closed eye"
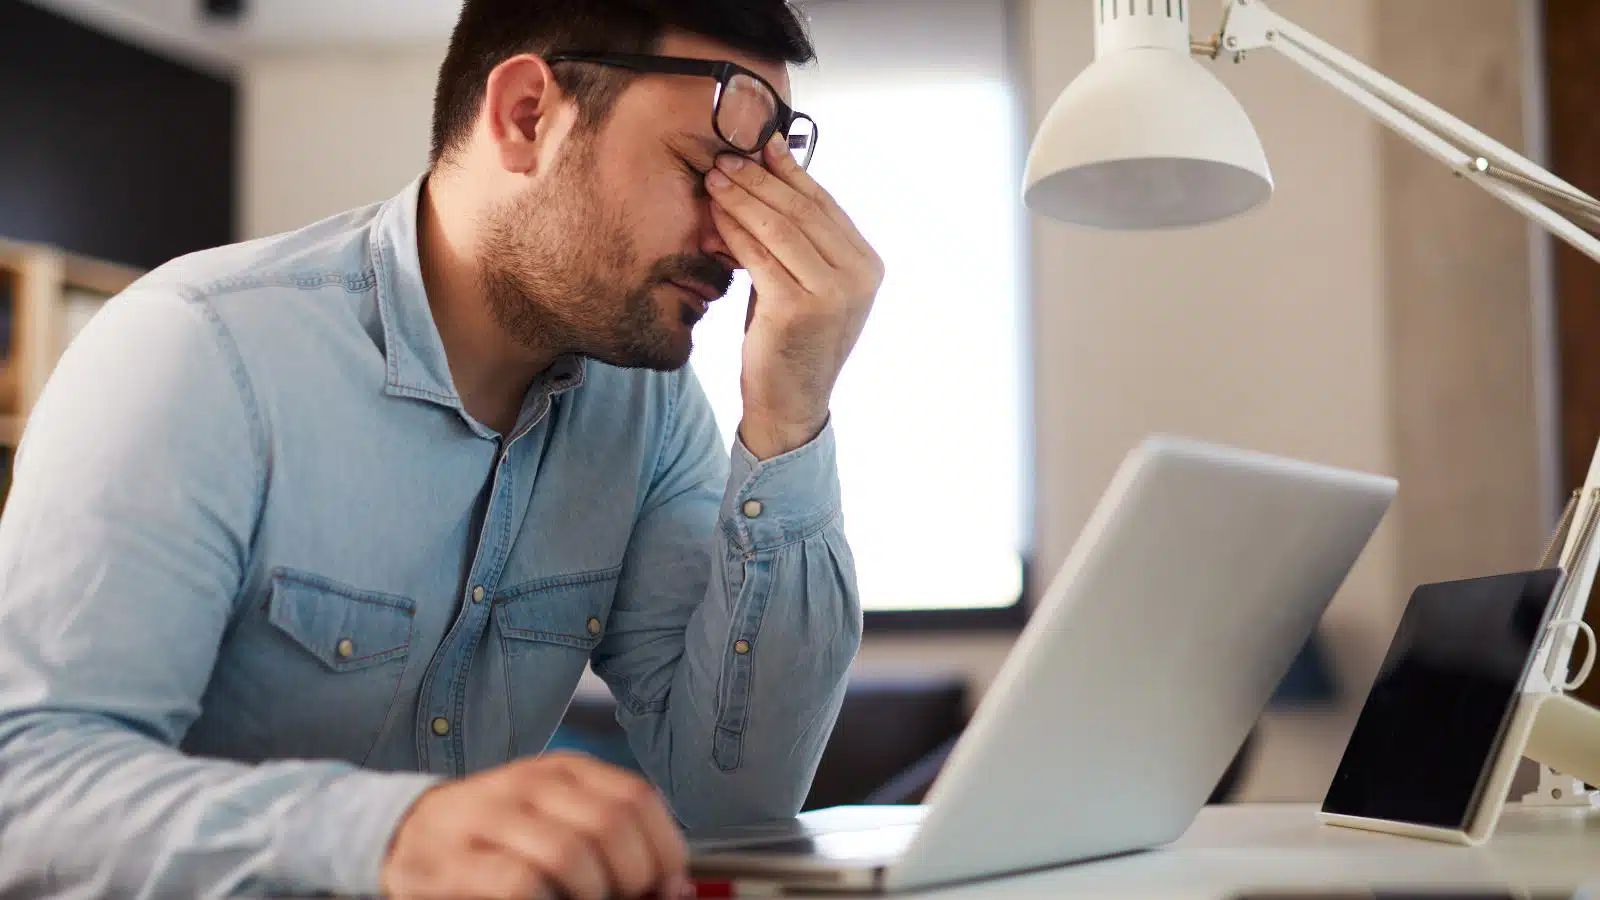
[684,159,712,198]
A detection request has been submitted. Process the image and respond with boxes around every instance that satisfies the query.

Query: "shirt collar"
[546,354,587,396]
[369,174,587,410]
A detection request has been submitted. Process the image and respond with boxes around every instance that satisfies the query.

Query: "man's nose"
[699,210,739,272]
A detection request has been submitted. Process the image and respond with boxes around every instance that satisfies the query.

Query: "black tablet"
[1320,568,1564,830]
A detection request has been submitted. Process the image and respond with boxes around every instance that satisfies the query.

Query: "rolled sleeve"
[720,419,842,552]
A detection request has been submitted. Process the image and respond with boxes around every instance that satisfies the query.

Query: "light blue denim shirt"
[0,175,862,898]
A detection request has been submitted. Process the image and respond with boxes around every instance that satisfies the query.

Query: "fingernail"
[716,155,745,173]
[707,169,731,189]
[769,134,790,156]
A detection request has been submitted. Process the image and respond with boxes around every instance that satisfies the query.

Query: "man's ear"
[481,54,565,174]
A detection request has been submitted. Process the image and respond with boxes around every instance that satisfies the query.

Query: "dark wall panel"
[0,0,235,270]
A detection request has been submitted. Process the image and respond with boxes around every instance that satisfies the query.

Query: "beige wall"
[1019,0,1397,802]
[1375,0,1549,594]
[241,47,441,238]
[239,0,1549,802]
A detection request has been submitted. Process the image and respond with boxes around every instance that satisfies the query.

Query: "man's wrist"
[275,768,444,896]
[738,413,828,461]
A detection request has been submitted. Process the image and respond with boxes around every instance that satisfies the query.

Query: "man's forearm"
[0,711,440,897]
[667,522,860,829]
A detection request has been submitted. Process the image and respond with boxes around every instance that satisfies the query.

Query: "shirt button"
[335,638,354,659]
[734,639,752,655]
[742,499,763,519]
[431,717,451,737]
[471,585,486,603]
[587,617,602,637]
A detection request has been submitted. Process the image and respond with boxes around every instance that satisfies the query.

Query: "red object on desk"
[642,877,780,898]
[640,880,744,899]
[685,879,780,898]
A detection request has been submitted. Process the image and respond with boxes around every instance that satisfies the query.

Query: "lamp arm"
[1205,0,1600,689]
[1206,0,1600,266]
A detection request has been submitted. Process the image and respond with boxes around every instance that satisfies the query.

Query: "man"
[0,0,881,897]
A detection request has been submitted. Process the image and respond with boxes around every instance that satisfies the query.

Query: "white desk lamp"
[1024,0,1600,260]
[1025,0,1600,814]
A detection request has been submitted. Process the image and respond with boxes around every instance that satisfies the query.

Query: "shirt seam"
[648,369,683,488]
[614,687,669,717]
[498,565,623,599]
[369,224,406,397]
[175,287,272,621]
[498,624,520,757]
[270,568,418,613]
[174,289,269,479]
[193,270,378,297]
[714,553,775,770]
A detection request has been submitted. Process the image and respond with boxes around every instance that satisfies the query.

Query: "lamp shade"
[1024,5,1274,229]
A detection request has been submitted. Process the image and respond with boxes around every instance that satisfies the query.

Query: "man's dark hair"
[430,0,815,168]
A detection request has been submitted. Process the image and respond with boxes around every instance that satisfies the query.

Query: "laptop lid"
[884,436,1395,890]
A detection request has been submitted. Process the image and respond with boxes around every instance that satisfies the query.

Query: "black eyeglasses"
[545,52,818,170]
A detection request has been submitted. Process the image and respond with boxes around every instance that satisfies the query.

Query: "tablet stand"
[1522,693,1600,806]
[1520,460,1600,810]
[1321,439,1600,844]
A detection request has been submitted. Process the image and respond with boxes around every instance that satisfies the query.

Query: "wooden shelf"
[0,238,144,447]
[0,238,142,292]
[0,238,29,274]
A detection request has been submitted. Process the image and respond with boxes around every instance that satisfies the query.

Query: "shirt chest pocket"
[495,568,619,651]
[493,568,619,753]
[255,570,416,761]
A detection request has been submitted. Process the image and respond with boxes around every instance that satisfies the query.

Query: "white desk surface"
[879,802,1600,899]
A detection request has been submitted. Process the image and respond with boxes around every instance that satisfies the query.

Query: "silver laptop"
[688,435,1397,893]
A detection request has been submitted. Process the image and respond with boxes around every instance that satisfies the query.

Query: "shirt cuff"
[721,418,842,552]
[275,768,444,895]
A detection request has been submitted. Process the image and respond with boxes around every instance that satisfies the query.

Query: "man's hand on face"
[706,135,884,461]
[381,752,688,900]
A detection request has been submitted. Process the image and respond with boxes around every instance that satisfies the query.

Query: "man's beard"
[478,143,733,372]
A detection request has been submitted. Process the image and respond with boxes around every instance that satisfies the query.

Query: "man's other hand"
[381,751,688,900]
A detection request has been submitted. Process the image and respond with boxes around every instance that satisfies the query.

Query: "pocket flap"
[496,568,619,650]
[267,570,416,672]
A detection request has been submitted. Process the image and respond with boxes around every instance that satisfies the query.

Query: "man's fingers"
[474,805,610,900]
[633,788,690,893]
[532,776,661,899]
[565,760,689,897]
[713,150,861,272]
[457,847,552,900]
[386,842,550,900]
[761,134,876,258]
[710,202,803,300]
[708,167,832,294]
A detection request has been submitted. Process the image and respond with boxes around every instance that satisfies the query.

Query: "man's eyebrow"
[679,132,762,165]
[682,132,723,159]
